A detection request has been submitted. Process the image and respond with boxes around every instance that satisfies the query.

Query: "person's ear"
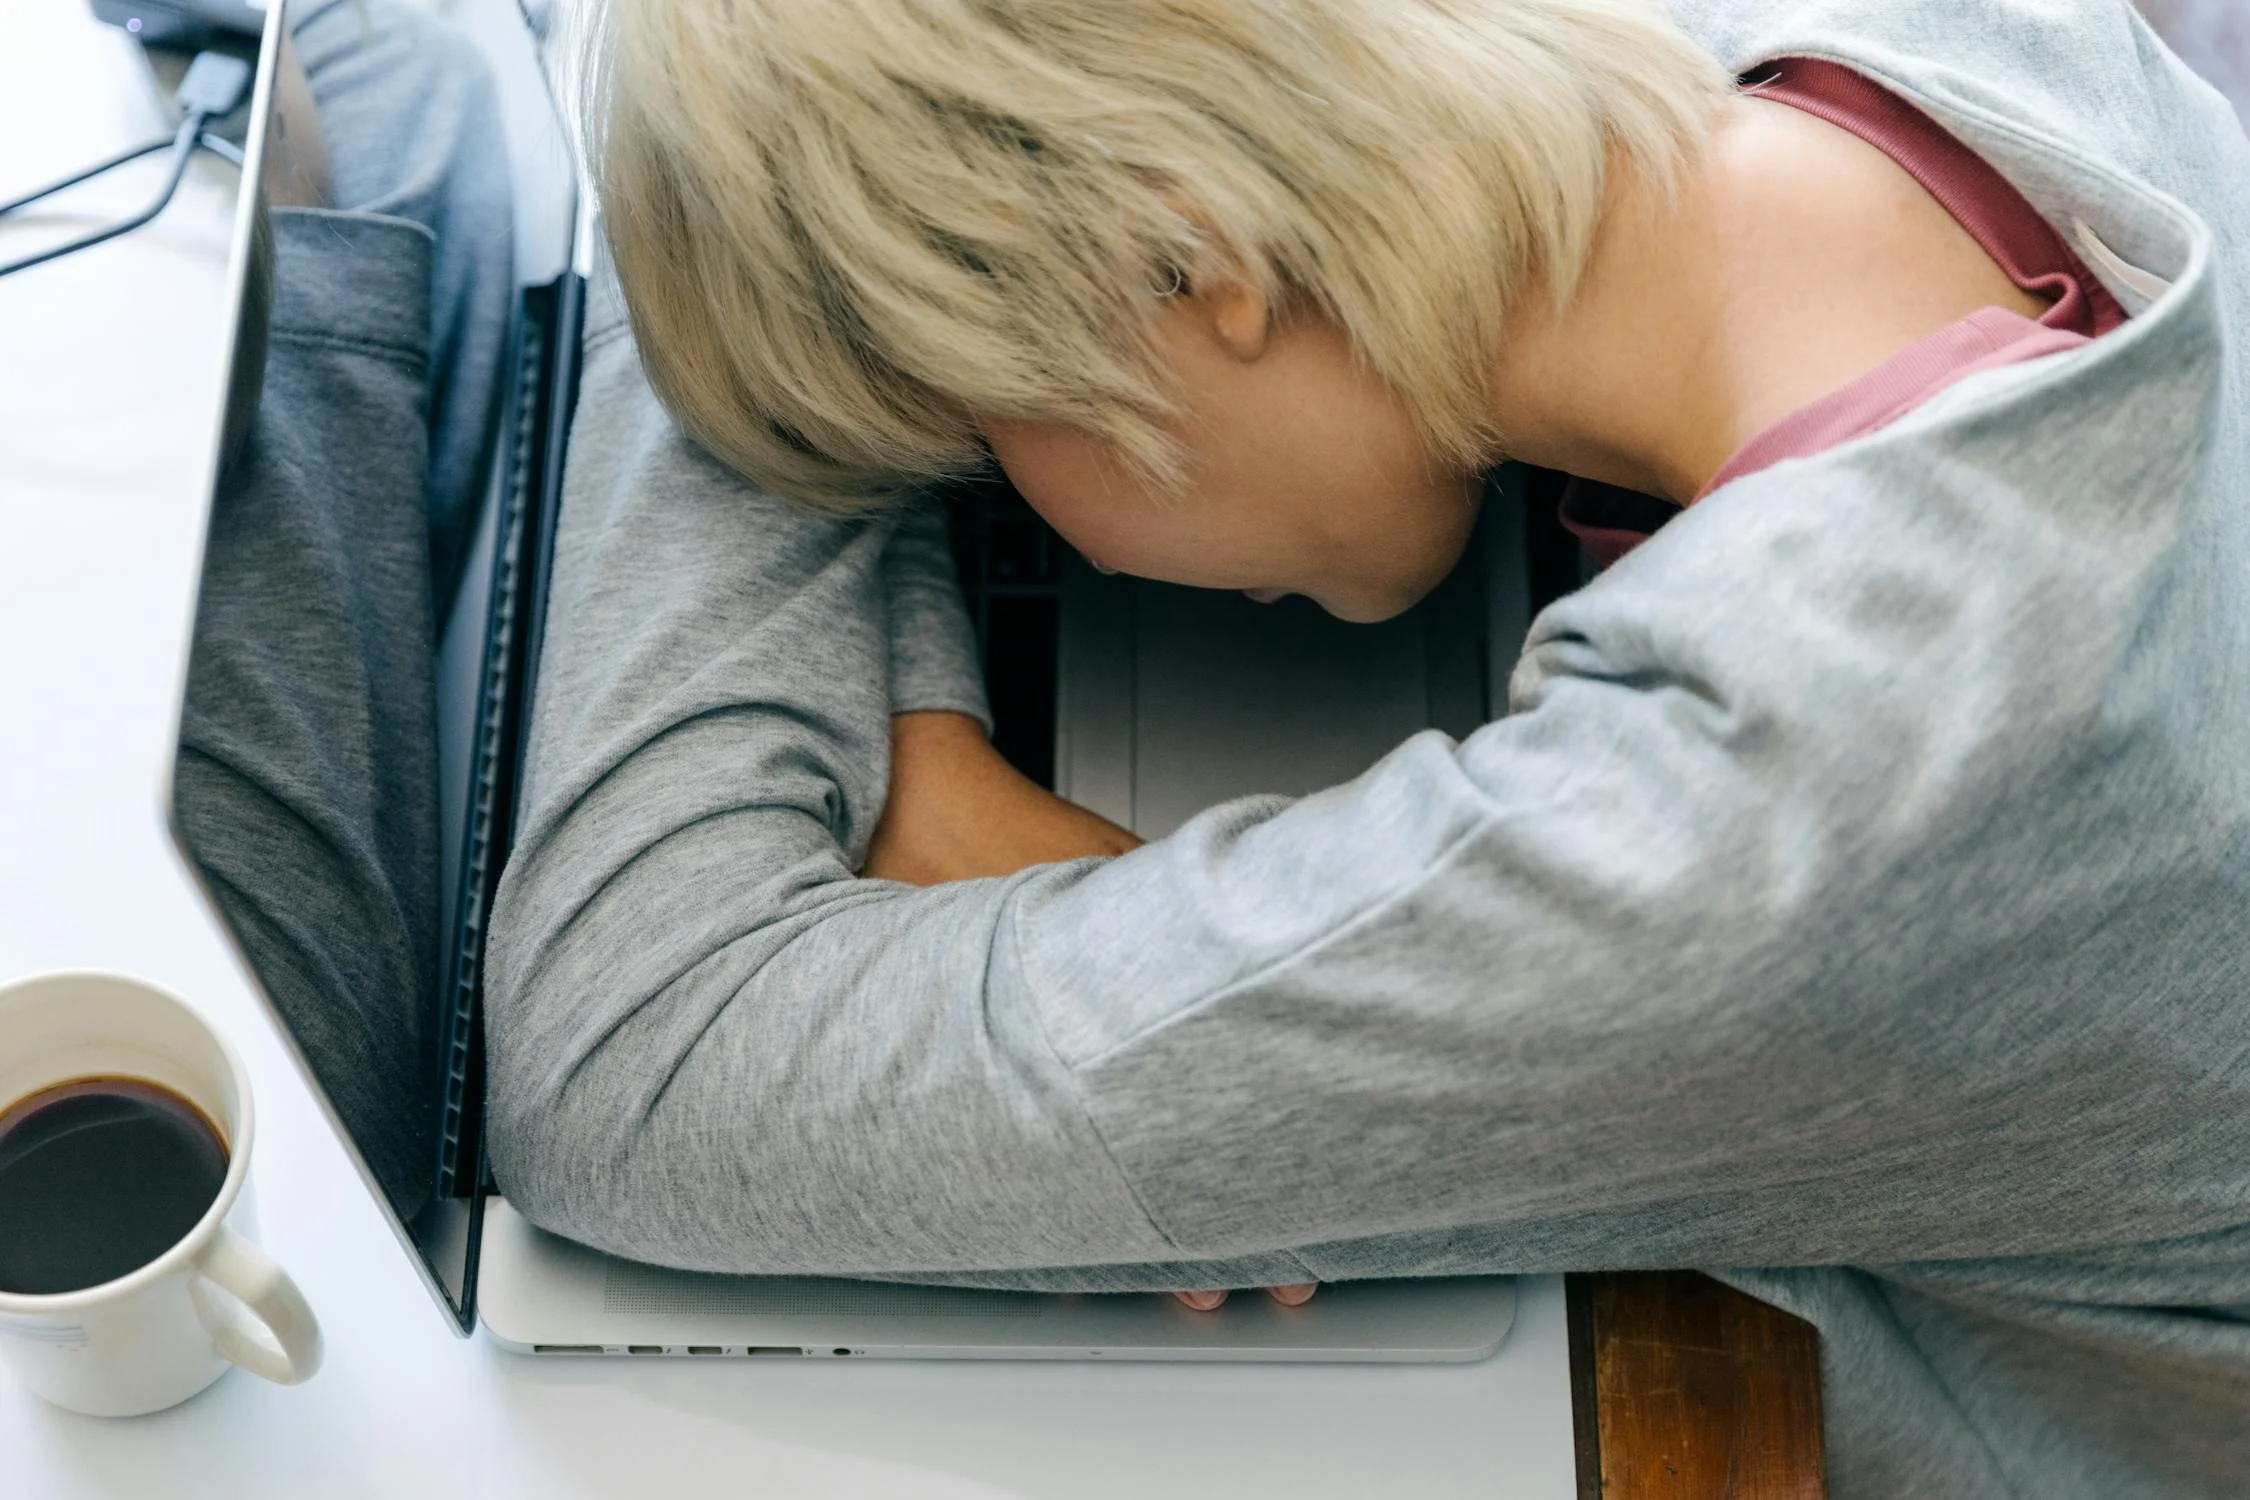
[1202,276,1272,363]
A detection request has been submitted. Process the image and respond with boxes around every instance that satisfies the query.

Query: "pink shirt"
[1560,57,2129,566]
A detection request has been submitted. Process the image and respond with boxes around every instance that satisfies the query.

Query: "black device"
[88,0,265,47]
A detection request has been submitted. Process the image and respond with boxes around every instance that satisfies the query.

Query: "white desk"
[0,7,1576,1496]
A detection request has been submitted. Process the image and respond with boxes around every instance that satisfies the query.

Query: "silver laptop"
[169,0,1526,1363]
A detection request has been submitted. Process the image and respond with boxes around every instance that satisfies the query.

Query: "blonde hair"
[582,0,1727,513]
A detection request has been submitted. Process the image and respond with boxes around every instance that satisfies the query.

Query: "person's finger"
[1265,1283,1319,1306]
[1174,1289,1228,1311]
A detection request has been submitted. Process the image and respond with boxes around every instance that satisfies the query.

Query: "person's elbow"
[479,809,874,1263]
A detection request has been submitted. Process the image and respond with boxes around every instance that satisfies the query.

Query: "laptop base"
[479,1201,1517,1364]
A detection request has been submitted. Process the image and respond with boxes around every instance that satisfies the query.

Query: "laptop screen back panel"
[167,0,577,1332]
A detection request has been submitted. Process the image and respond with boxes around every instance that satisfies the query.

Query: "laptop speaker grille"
[602,1265,1046,1319]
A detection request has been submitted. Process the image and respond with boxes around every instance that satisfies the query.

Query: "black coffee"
[0,1077,230,1296]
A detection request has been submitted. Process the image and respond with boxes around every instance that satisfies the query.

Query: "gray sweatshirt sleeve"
[486,316,2249,1288]
[881,500,991,729]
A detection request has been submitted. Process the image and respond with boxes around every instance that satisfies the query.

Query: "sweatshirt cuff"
[269,208,435,363]
[884,502,994,730]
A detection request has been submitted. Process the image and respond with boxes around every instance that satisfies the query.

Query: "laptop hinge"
[432,265,586,1321]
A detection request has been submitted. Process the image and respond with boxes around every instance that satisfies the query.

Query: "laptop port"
[531,1344,603,1355]
[626,1345,665,1355]
[741,1346,803,1356]
[686,1346,724,1355]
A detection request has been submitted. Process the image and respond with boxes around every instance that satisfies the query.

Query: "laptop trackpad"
[1056,558,1489,839]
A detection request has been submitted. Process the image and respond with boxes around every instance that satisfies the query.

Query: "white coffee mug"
[0,970,321,1416]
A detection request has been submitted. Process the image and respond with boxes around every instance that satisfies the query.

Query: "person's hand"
[1173,1284,1318,1312]
[863,711,1139,884]
[863,714,1317,1311]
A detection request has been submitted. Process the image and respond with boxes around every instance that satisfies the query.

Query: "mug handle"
[188,1226,324,1385]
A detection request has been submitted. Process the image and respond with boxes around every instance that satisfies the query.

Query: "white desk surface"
[0,7,1577,1497]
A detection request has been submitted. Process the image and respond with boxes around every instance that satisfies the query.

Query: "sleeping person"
[483,3,2250,1494]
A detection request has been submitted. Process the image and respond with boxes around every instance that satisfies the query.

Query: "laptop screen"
[167,0,576,1331]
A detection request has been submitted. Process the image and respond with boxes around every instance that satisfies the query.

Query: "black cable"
[0,129,245,218]
[0,116,200,279]
[0,136,176,217]
[0,50,251,281]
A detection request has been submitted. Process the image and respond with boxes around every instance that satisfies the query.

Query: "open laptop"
[168,0,1527,1362]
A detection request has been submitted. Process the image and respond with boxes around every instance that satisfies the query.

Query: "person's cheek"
[985,421,1146,572]
[981,421,1076,514]
[1310,500,1477,623]
[987,418,1305,594]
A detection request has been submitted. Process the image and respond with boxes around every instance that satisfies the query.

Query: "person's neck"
[1488,93,2045,505]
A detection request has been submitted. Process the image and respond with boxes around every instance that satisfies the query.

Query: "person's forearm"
[484,307,1198,1277]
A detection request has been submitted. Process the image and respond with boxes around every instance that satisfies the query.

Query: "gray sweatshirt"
[485,2,2250,1494]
